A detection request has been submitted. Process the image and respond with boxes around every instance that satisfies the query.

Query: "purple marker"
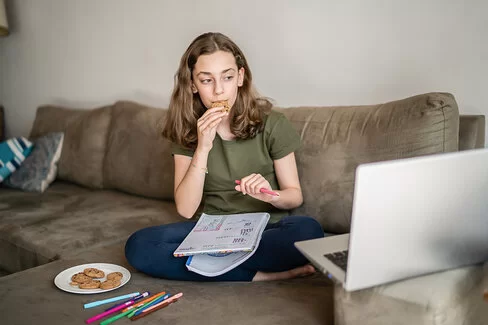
[104,291,150,311]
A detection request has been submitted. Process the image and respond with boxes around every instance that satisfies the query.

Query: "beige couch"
[0,92,486,325]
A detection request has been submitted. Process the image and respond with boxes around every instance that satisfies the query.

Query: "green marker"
[100,309,133,325]
[126,304,148,319]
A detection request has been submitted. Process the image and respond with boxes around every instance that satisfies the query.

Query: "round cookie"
[211,100,230,113]
[71,272,93,284]
[106,272,123,281]
[100,279,121,290]
[84,268,105,278]
[79,280,101,289]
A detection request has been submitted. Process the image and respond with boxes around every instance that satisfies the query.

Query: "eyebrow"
[196,68,235,77]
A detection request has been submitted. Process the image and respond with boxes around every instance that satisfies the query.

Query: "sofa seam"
[441,105,448,152]
[442,105,446,152]
[101,104,116,188]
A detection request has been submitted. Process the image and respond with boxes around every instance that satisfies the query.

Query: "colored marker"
[130,293,183,321]
[105,291,149,311]
[100,309,133,325]
[84,292,140,309]
[126,294,170,319]
[85,300,135,324]
[133,294,170,316]
[122,291,166,312]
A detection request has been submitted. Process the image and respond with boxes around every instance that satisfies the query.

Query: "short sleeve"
[266,111,301,160]
[171,142,194,157]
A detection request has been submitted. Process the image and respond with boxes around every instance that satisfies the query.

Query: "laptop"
[295,148,488,292]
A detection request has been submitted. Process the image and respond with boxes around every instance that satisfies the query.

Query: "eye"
[200,79,212,84]
[224,75,234,81]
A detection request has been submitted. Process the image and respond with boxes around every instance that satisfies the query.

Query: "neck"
[216,119,235,140]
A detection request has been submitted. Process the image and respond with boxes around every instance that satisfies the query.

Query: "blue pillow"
[0,137,33,182]
[4,133,64,192]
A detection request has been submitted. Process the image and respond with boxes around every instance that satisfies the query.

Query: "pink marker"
[234,180,279,197]
[85,300,135,324]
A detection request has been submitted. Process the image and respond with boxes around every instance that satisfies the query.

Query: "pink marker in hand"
[234,180,280,197]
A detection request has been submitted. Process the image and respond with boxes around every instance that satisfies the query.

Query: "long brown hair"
[162,32,272,149]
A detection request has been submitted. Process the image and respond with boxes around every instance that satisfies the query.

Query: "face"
[191,50,244,109]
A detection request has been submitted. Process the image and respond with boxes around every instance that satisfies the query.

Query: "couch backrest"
[30,105,112,188]
[29,92,461,233]
[278,92,459,233]
[30,101,175,200]
[103,101,174,200]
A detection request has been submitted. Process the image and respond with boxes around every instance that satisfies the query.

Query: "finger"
[234,185,244,194]
[200,117,222,135]
[247,175,266,194]
[198,115,226,134]
[208,117,222,129]
[239,174,257,195]
[198,114,224,132]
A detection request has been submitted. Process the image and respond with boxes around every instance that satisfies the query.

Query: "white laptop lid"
[345,148,488,291]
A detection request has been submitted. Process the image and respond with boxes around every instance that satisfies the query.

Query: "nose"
[214,80,224,95]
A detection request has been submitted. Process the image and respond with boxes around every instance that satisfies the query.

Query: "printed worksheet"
[173,212,270,256]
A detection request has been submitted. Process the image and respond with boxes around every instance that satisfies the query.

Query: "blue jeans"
[125,216,324,282]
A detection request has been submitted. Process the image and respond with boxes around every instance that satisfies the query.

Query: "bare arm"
[173,107,228,218]
[271,152,303,209]
[173,149,208,219]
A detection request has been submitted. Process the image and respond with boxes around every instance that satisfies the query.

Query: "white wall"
[1,0,487,144]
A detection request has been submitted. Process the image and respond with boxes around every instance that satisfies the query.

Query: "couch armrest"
[459,115,485,150]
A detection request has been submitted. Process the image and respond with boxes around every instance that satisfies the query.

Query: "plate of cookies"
[54,263,131,294]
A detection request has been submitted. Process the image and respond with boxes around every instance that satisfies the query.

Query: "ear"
[237,67,245,87]
[191,83,198,93]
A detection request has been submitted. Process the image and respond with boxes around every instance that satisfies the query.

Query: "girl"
[125,32,324,281]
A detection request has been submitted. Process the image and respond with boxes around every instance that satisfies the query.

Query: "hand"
[197,107,228,152]
[235,173,277,203]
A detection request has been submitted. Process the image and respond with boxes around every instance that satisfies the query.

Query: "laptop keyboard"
[324,250,349,271]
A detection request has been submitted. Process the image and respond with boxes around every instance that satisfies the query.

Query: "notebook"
[174,212,270,277]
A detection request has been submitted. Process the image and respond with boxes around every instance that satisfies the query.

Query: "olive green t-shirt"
[172,110,301,223]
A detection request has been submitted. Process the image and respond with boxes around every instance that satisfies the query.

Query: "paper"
[173,212,270,257]
[186,251,255,277]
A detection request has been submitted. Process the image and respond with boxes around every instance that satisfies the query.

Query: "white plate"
[54,263,131,294]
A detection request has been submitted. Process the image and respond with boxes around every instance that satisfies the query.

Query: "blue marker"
[84,292,140,309]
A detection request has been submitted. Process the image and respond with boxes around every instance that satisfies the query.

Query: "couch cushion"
[29,105,112,189]
[0,257,334,325]
[334,263,488,325]
[103,101,175,200]
[279,92,459,233]
[0,181,181,273]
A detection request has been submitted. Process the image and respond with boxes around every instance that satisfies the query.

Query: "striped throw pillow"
[0,137,33,182]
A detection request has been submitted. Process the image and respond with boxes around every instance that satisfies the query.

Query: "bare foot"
[252,264,316,282]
